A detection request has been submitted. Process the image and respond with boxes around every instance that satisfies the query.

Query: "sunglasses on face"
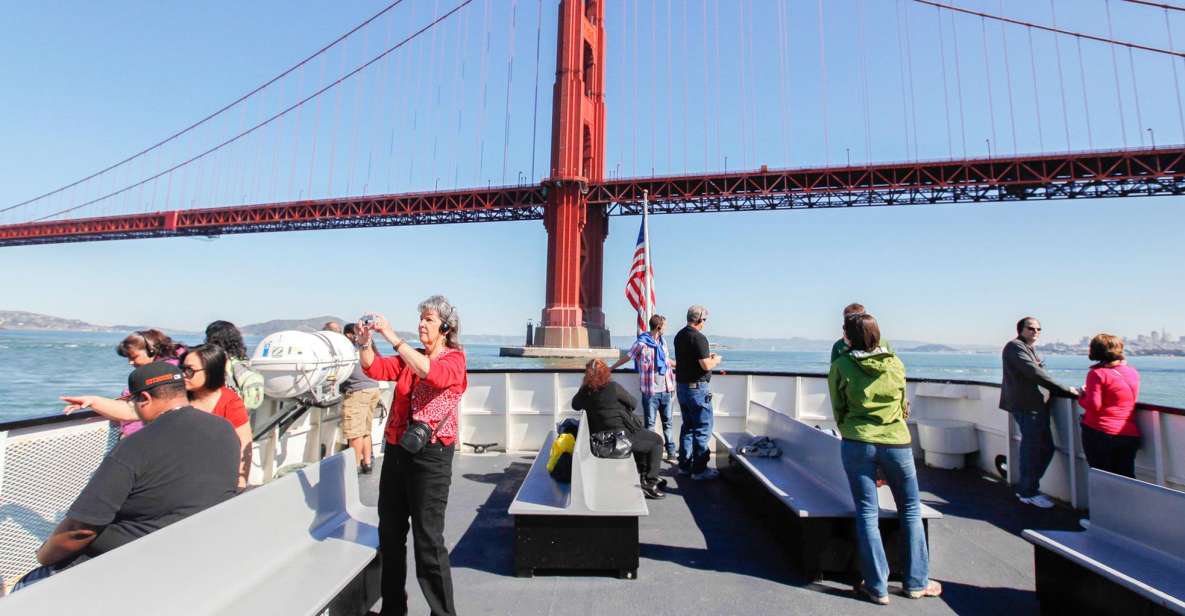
[181,366,205,378]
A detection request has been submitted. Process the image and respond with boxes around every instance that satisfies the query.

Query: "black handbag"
[399,417,444,454]
[590,430,633,459]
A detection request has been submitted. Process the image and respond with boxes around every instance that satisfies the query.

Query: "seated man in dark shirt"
[20,363,240,588]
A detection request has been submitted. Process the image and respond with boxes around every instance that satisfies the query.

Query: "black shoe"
[640,475,668,490]
[360,461,373,475]
[641,483,666,499]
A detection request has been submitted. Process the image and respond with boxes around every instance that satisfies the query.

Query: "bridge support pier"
[529,0,610,352]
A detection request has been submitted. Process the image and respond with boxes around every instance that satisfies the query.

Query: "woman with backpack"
[828,313,941,605]
[204,320,265,412]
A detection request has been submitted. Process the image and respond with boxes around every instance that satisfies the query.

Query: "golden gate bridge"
[1,0,1183,349]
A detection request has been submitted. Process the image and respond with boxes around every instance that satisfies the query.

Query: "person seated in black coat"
[571,359,667,499]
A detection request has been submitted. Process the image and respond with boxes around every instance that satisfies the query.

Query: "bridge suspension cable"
[912,0,1185,58]
[35,0,475,222]
[1120,0,1185,11]
[2,0,409,215]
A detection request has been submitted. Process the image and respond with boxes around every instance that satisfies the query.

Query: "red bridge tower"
[532,0,610,349]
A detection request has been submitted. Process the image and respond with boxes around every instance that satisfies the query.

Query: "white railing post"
[1153,411,1168,486]
[1068,400,1081,509]
[793,376,803,420]
[503,372,513,451]
[744,375,752,426]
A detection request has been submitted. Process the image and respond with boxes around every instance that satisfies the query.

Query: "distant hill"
[239,316,417,340]
[0,310,158,333]
[240,316,348,337]
[901,344,959,353]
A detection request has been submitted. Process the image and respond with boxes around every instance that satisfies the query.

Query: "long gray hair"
[419,295,462,349]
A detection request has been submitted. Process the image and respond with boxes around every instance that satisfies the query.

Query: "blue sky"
[0,0,1182,346]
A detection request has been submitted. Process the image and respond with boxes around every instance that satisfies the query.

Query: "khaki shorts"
[341,388,381,439]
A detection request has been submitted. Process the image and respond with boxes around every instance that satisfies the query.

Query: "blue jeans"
[1013,410,1054,498]
[840,440,930,598]
[676,383,713,474]
[642,391,676,455]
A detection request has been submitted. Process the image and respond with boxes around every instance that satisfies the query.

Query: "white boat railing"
[0,369,1181,593]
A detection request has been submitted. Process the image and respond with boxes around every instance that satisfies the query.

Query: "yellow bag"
[547,433,575,473]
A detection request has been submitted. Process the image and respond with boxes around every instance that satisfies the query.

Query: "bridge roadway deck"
[358,451,1079,615]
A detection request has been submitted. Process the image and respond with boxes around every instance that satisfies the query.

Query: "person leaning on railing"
[354,295,467,616]
[18,363,239,591]
[999,316,1080,510]
[1077,334,1141,478]
[61,328,184,436]
[828,313,941,605]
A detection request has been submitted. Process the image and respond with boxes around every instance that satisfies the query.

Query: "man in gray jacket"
[1000,317,1079,509]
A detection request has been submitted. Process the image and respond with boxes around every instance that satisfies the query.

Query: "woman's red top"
[363,346,467,446]
[1079,364,1140,437]
[211,386,250,429]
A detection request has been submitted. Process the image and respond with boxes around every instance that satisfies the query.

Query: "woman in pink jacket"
[1078,334,1141,478]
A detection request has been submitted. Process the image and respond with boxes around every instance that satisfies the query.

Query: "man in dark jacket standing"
[1000,317,1079,509]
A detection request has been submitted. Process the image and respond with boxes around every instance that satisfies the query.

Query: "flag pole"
[642,190,651,332]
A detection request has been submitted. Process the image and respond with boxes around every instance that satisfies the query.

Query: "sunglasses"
[181,366,205,378]
[1026,327,1042,332]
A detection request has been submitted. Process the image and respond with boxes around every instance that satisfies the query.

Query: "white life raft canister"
[249,330,357,406]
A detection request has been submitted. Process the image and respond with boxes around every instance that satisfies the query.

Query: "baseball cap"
[126,362,184,398]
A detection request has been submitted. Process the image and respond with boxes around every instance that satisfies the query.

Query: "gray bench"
[508,411,649,579]
[1023,469,1185,615]
[714,401,941,577]
[0,451,380,616]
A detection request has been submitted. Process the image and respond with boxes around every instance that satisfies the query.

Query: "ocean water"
[1,330,1182,423]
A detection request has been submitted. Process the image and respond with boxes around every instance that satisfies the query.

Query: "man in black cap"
[18,363,240,588]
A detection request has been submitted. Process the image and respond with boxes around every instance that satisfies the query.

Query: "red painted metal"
[589,146,1185,213]
[1,147,1181,248]
[0,186,545,246]
[533,0,609,348]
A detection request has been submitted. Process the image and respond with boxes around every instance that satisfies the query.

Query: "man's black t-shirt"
[68,406,240,556]
[674,325,711,383]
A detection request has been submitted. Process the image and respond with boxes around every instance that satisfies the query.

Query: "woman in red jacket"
[356,295,467,616]
[1078,334,1141,478]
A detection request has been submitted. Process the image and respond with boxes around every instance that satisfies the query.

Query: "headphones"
[136,330,157,357]
[438,305,455,335]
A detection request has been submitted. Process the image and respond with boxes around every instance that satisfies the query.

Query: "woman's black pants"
[379,442,456,616]
[1081,424,1140,479]
[629,429,664,481]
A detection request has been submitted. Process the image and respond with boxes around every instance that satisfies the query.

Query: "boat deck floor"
[357,452,1080,615]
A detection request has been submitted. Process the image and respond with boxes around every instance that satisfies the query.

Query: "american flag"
[624,218,655,333]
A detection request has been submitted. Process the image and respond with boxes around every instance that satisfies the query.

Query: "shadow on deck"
[359,452,1079,615]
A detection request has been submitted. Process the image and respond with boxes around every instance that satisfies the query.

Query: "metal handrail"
[2,370,1182,432]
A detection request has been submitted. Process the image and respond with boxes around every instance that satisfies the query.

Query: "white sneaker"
[691,468,719,481]
[1017,494,1055,509]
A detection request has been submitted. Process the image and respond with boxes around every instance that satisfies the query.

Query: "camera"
[360,313,377,327]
